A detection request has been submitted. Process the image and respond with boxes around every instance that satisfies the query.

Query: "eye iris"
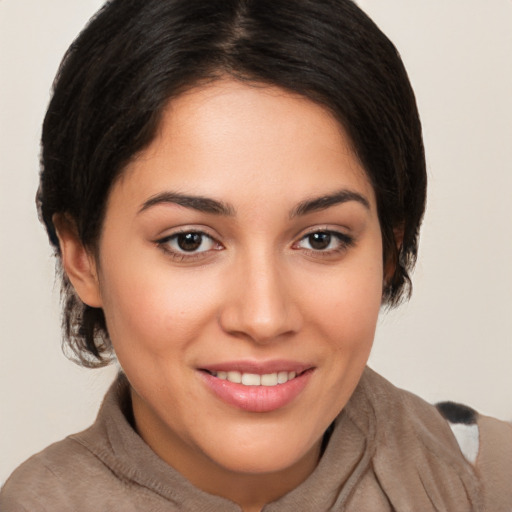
[177,233,202,251]
[309,232,331,250]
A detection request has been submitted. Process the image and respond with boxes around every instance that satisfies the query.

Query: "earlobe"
[53,214,103,308]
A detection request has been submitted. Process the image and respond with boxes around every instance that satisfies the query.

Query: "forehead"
[116,79,375,211]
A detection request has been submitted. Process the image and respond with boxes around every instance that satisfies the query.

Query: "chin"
[200,422,321,475]
[214,450,309,476]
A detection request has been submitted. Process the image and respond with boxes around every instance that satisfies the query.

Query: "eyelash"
[156,230,223,262]
[155,228,354,262]
[292,230,355,258]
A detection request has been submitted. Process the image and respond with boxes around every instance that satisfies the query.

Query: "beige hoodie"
[1,369,511,511]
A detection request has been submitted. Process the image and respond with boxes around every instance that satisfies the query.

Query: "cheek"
[98,256,220,358]
[305,249,383,347]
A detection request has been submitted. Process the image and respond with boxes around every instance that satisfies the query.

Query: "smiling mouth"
[200,366,314,412]
[204,370,301,387]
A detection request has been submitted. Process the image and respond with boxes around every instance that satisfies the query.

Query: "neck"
[130,388,322,511]
[187,444,322,511]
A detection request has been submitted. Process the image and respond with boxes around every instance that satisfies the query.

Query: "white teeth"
[226,371,242,383]
[261,373,278,386]
[241,373,261,386]
[212,370,299,386]
[277,371,288,384]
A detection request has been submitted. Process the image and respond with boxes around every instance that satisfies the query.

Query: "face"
[85,80,383,494]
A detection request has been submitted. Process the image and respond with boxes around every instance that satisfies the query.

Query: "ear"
[53,214,103,308]
[384,225,404,284]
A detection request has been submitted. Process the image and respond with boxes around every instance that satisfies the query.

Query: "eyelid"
[154,227,224,261]
[154,223,218,239]
[291,227,355,255]
[294,225,353,242]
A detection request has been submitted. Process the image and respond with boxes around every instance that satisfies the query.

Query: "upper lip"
[199,360,314,375]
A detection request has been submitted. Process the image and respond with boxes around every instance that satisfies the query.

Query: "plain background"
[1,0,511,485]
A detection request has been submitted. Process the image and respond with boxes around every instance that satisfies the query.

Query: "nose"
[219,251,302,344]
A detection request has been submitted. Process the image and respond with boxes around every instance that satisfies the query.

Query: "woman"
[1,0,511,510]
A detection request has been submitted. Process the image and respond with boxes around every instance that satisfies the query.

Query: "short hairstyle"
[37,0,427,367]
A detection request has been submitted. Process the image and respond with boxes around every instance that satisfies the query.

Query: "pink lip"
[198,361,314,413]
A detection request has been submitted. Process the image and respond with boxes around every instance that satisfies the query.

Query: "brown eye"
[177,232,203,251]
[308,232,331,250]
[295,230,354,253]
[159,231,217,255]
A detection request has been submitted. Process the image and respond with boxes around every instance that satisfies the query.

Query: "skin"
[58,79,385,512]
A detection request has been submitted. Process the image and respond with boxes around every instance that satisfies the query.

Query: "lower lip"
[200,370,314,413]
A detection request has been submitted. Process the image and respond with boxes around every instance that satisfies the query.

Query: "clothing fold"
[2,367,506,512]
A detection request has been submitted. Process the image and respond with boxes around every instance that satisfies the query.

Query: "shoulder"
[0,436,103,511]
[471,411,512,511]
[0,433,148,512]
[0,375,172,512]
[361,369,512,509]
[436,400,512,510]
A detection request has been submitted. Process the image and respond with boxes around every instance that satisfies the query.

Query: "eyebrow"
[290,189,370,218]
[139,192,235,216]
[138,188,370,217]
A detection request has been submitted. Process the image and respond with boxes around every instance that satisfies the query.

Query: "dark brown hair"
[38,0,427,367]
